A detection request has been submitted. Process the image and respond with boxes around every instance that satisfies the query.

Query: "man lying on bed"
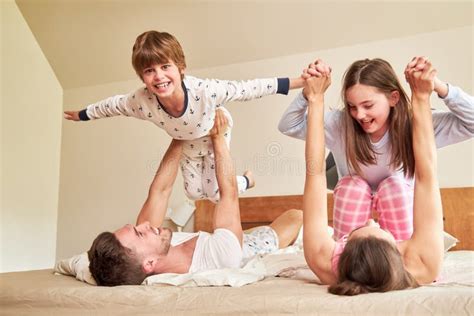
[88,110,302,286]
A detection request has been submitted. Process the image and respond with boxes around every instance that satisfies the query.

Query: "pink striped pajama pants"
[332,175,414,241]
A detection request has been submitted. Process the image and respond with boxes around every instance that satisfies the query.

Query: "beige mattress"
[1,251,473,315]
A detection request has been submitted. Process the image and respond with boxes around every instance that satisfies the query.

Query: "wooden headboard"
[195,187,473,250]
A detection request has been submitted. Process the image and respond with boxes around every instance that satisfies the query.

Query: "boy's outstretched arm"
[210,110,243,245]
[63,88,147,122]
[136,139,182,227]
[289,77,305,89]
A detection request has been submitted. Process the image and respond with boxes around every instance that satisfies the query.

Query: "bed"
[1,187,473,315]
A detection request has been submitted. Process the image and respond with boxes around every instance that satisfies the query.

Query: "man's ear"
[142,258,155,274]
[389,90,400,107]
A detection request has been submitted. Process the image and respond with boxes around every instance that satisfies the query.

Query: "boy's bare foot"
[243,170,255,189]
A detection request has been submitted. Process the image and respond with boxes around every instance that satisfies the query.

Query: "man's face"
[114,221,173,261]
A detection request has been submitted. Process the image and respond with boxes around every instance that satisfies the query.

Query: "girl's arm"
[302,73,336,284]
[432,83,474,147]
[405,62,444,283]
[406,56,474,148]
[278,59,332,140]
[277,92,309,140]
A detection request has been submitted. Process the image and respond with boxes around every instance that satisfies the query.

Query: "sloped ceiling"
[16,0,473,90]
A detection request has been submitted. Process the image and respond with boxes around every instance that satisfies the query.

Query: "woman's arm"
[302,69,336,284]
[405,61,444,283]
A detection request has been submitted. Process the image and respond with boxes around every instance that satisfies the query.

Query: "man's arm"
[136,139,182,227]
[210,111,242,245]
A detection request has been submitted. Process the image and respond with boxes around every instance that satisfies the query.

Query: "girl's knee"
[379,175,407,188]
[334,175,371,195]
[376,176,413,197]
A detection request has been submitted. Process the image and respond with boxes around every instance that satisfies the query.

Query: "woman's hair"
[341,58,414,178]
[88,232,147,286]
[132,30,186,79]
[328,236,419,296]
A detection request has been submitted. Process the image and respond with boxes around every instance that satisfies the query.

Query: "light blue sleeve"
[277,92,308,140]
[277,91,342,150]
[433,85,474,148]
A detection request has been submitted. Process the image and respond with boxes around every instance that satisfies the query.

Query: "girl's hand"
[405,61,436,99]
[301,59,332,80]
[405,56,429,74]
[433,77,449,98]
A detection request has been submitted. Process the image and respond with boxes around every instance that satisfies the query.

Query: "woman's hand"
[405,58,436,99]
[303,59,331,101]
[304,74,331,103]
[301,58,332,79]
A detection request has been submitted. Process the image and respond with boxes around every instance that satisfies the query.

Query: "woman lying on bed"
[302,59,444,295]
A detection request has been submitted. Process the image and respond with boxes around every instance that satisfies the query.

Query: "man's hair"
[88,232,147,286]
[328,236,419,296]
[341,58,414,179]
[132,30,186,79]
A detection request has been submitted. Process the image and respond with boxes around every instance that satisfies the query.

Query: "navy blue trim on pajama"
[156,81,189,118]
[79,109,90,121]
[277,78,290,95]
[243,175,250,190]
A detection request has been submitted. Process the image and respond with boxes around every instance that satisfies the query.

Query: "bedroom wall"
[58,26,473,260]
[1,1,63,272]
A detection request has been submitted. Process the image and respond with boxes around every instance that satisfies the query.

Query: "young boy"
[65,30,305,202]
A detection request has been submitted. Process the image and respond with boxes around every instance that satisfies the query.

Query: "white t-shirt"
[171,229,242,273]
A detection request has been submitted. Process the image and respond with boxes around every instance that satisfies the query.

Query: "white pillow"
[443,231,459,252]
[54,252,96,285]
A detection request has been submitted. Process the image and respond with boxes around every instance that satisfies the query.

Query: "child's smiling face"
[141,60,185,101]
[345,83,399,142]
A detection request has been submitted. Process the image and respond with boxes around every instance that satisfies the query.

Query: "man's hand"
[64,111,80,121]
[209,109,229,139]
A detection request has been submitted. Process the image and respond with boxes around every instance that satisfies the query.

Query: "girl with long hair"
[279,57,473,241]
